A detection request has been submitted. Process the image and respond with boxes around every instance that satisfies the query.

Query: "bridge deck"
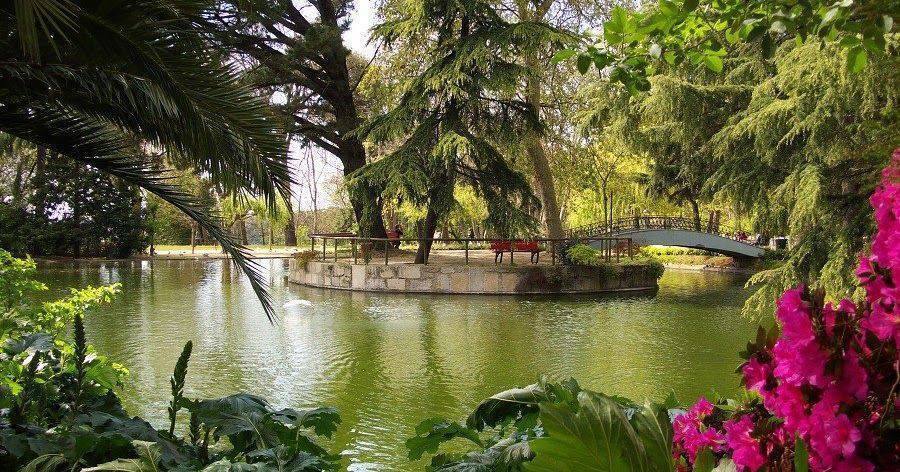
[571,216,766,259]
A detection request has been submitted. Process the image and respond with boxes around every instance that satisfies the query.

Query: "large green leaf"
[3,332,52,355]
[188,394,336,463]
[75,412,159,442]
[525,392,651,472]
[83,440,160,471]
[190,394,271,437]
[21,453,67,472]
[693,448,715,472]
[466,379,580,431]
[627,402,674,471]
[201,459,277,471]
[466,384,545,431]
[407,418,482,460]
[272,407,340,439]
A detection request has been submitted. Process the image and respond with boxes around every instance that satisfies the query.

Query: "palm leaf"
[1,1,293,321]
[0,104,279,322]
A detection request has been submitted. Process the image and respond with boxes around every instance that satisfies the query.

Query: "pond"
[36,259,765,471]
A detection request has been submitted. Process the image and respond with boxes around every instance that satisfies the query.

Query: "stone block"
[399,265,421,279]
[450,273,469,292]
[468,269,485,292]
[500,273,520,293]
[408,278,432,292]
[431,275,450,292]
[483,273,500,293]
[386,278,406,291]
[365,276,383,290]
[351,265,366,289]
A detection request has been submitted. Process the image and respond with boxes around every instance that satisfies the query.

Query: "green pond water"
[36,259,764,471]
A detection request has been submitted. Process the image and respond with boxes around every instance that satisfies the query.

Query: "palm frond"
[0,103,279,323]
[0,0,293,321]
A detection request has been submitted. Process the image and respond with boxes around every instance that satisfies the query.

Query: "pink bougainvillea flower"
[690,396,715,417]
[837,351,868,402]
[742,356,771,395]
[772,336,829,387]
[775,286,816,345]
[678,153,899,472]
[672,396,725,462]
[765,383,809,435]
[724,415,766,471]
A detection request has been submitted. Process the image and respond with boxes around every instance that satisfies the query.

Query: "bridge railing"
[567,215,753,244]
[306,234,634,266]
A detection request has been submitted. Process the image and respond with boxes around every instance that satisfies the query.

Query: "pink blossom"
[742,356,771,395]
[772,337,829,387]
[672,396,724,462]
[764,383,809,435]
[724,415,765,471]
[808,410,863,469]
[690,396,715,417]
[830,456,875,472]
[837,351,868,402]
[775,287,816,345]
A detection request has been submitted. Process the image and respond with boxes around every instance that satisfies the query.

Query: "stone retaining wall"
[287,260,659,294]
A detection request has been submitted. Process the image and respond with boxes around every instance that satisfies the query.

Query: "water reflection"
[36,260,763,471]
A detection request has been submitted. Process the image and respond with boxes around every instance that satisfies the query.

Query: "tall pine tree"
[356,0,562,262]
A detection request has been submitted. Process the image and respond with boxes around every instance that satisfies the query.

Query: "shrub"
[407,378,676,471]
[673,154,899,471]
[293,249,319,267]
[564,243,600,266]
[0,249,341,471]
[627,257,665,280]
[565,244,665,280]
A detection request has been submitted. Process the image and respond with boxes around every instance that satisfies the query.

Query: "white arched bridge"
[568,216,766,259]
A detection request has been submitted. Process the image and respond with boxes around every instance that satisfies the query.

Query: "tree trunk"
[328,45,388,240]
[11,157,26,205]
[283,201,298,246]
[689,198,701,231]
[415,204,440,264]
[341,141,387,239]
[238,218,248,245]
[524,54,565,239]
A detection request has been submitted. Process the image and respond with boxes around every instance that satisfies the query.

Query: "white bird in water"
[283,299,313,308]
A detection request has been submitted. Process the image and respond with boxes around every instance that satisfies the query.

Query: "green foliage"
[0,0,292,321]
[293,250,319,268]
[563,244,665,280]
[561,0,896,92]
[708,42,898,317]
[564,244,602,266]
[528,392,674,471]
[354,0,569,242]
[408,378,676,471]
[626,258,667,281]
[0,251,340,471]
[17,158,150,258]
[168,341,192,436]
[582,33,897,317]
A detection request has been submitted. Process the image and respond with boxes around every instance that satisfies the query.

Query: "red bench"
[387,231,402,248]
[491,240,541,263]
